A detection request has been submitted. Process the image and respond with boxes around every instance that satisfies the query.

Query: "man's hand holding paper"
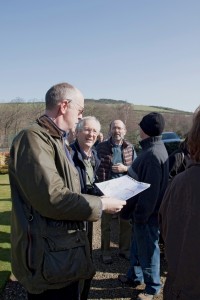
[101,196,126,214]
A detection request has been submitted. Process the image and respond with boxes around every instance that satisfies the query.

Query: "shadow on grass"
[0,271,10,293]
[0,210,11,226]
[0,198,11,202]
[0,231,10,244]
[89,277,140,299]
[0,246,11,263]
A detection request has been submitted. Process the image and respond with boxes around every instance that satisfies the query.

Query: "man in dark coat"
[159,107,200,300]
[9,82,126,300]
[119,112,169,300]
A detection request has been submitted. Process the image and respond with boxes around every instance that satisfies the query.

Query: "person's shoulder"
[92,147,101,163]
[17,122,43,137]
[122,139,135,149]
[25,121,52,136]
[69,141,81,156]
[96,140,109,149]
[11,123,44,149]
[91,146,98,155]
[168,151,184,168]
[143,147,163,165]
[169,148,181,158]
[123,139,131,145]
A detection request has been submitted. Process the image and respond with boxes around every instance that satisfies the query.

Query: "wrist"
[100,197,106,211]
[124,165,128,172]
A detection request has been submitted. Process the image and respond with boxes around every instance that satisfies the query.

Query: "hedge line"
[0,152,9,174]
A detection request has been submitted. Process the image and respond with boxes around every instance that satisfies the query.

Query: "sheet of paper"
[95,175,150,201]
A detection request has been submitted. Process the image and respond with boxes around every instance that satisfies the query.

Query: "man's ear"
[60,100,69,114]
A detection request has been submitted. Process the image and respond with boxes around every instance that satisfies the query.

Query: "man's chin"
[113,137,122,141]
[86,142,93,147]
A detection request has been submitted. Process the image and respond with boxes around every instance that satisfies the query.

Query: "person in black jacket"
[119,112,169,300]
[159,107,200,300]
[70,116,102,300]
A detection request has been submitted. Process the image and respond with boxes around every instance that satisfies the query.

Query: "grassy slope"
[0,174,11,290]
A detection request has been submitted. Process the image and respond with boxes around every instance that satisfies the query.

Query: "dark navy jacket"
[70,140,101,193]
[122,136,169,225]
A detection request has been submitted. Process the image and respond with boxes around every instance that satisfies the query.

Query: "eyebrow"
[66,99,84,110]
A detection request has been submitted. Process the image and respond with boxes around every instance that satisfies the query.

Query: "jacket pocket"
[42,230,95,283]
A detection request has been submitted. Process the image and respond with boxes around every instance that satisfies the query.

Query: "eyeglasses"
[66,99,84,115]
[82,128,99,136]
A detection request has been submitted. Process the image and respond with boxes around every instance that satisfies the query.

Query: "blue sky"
[0,0,199,112]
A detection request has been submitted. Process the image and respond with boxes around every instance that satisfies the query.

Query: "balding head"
[45,82,84,132]
[45,82,84,110]
[110,120,126,144]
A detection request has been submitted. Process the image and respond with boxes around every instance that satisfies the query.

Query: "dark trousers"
[80,278,92,300]
[27,281,79,300]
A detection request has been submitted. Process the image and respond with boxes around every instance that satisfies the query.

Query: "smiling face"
[110,120,126,144]
[76,119,100,152]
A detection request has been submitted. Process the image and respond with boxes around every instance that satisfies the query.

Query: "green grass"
[0,174,11,290]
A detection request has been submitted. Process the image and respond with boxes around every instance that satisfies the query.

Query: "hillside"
[0,100,193,149]
[85,99,191,114]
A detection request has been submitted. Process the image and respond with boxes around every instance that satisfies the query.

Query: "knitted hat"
[139,112,165,136]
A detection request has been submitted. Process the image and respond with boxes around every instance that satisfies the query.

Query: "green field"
[0,174,11,290]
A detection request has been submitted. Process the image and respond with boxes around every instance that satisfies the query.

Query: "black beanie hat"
[139,112,165,136]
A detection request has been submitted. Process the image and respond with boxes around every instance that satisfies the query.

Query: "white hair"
[76,116,101,133]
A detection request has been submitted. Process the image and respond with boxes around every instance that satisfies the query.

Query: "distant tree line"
[0,100,193,149]
[85,98,127,104]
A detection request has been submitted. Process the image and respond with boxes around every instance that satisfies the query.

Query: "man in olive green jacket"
[9,82,126,300]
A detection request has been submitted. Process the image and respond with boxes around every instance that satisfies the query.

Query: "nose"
[79,110,84,117]
[87,129,98,137]
[77,112,83,122]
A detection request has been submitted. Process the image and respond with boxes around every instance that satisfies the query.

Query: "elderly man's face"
[76,119,99,151]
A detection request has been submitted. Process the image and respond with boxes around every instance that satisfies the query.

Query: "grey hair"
[109,119,126,130]
[76,116,101,133]
[45,82,82,110]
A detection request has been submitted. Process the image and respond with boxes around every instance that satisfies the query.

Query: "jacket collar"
[37,114,65,138]
[140,136,162,149]
[108,137,129,148]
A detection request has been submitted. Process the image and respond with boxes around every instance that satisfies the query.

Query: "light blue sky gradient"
[0,0,199,112]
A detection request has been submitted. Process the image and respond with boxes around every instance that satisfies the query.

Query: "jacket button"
[76,238,80,243]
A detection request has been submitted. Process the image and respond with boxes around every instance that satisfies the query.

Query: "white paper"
[95,175,150,201]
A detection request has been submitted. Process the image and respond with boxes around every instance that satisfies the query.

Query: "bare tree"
[0,101,194,149]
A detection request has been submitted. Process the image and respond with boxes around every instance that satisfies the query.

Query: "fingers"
[112,163,127,173]
[101,197,126,214]
[117,200,126,207]
[115,200,126,213]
